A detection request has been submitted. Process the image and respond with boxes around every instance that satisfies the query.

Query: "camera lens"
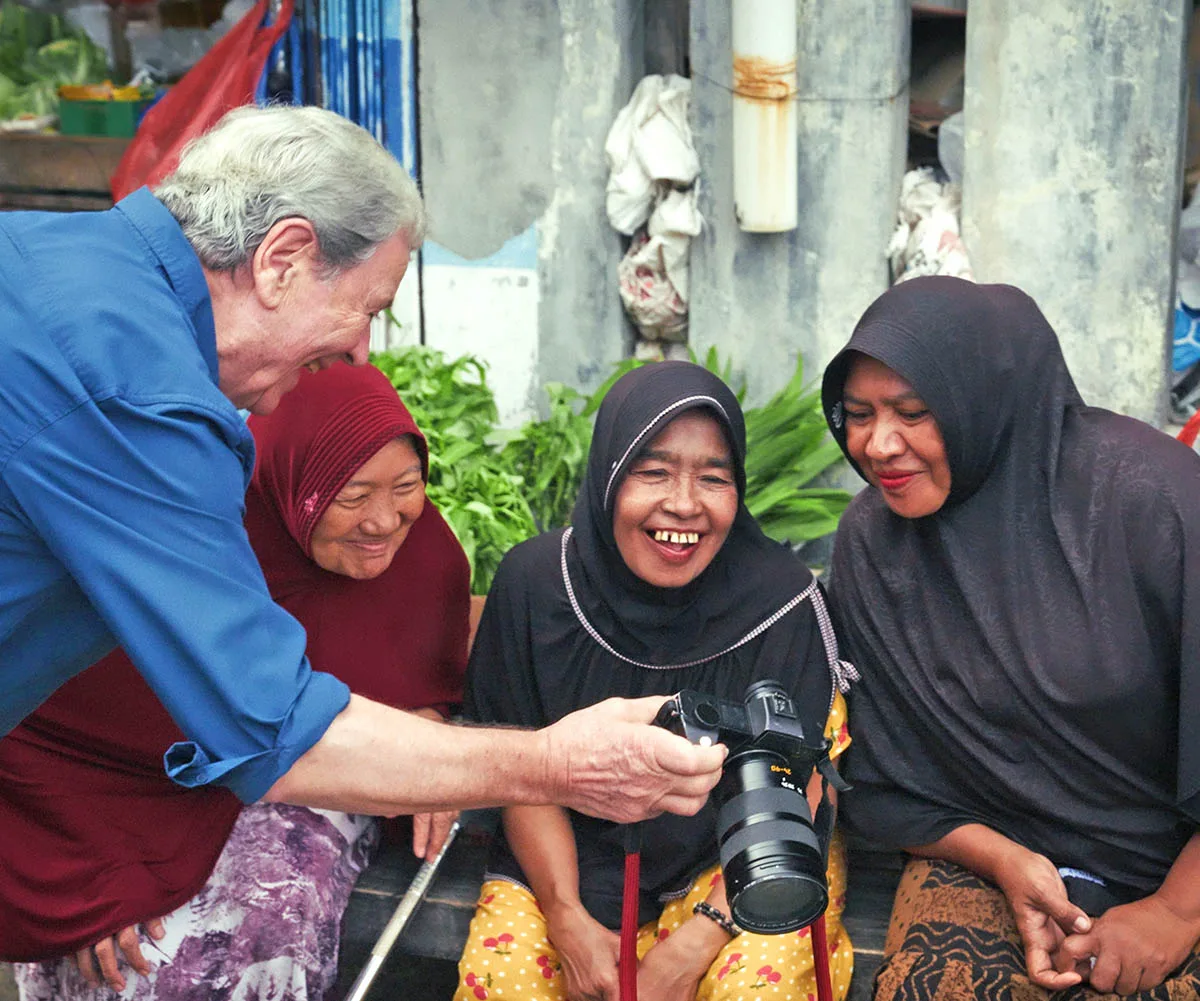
[715,748,827,933]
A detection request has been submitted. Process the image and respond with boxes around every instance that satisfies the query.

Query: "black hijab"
[565,359,822,665]
[824,276,1200,894]
[468,361,849,926]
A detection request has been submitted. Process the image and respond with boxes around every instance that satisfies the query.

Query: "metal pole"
[343,820,461,1001]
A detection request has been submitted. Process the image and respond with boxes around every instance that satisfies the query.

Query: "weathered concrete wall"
[416,0,639,425]
[689,0,910,406]
[962,1,1188,425]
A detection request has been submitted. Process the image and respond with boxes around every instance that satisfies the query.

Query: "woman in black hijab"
[455,361,856,1001]
[823,276,1200,1000]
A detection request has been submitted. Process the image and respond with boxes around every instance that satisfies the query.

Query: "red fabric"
[0,363,469,961]
[1178,409,1200,449]
[109,0,294,200]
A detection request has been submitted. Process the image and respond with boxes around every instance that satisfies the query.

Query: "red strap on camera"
[619,846,641,1000]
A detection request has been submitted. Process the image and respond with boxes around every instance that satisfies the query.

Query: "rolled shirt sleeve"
[3,395,350,802]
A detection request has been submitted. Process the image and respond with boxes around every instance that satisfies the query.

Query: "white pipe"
[732,0,798,232]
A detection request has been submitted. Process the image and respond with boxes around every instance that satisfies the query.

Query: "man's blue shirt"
[0,189,350,801]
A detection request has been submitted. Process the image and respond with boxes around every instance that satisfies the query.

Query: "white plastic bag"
[605,74,703,342]
[617,187,703,344]
[604,74,699,235]
[888,167,973,284]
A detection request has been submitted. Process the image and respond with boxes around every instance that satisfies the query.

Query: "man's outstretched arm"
[263,693,726,823]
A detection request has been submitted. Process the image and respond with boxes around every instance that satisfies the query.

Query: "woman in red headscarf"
[0,363,471,1001]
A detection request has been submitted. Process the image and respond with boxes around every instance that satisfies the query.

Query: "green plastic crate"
[58,98,152,138]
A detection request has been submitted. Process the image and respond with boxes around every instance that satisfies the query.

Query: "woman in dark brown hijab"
[824,276,1200,1000]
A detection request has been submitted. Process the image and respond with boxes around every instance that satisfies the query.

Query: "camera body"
[653,681,829,771]
[654,679,831,934]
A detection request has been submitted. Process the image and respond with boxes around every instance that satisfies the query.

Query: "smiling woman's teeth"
[652,530,699,544]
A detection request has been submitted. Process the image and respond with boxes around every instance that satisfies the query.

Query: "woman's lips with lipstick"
[877,470,918,490]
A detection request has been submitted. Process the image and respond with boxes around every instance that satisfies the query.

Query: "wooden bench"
[333,814,903,1001]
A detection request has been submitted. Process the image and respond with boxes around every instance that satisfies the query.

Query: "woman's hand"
[70,918,165,991]
[407,707,460,859]
[1058,895,1200,994]
[412,807,458,860]
[639,878,732,1001]
[544,902,621,1001]
[909,825,1091,992]
[637,932,709,1001]
[992,843,1092,990]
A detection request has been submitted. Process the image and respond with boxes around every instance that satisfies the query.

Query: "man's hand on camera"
[542,696,726,823]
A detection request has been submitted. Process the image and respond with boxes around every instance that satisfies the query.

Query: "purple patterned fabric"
[14,803,378,1001]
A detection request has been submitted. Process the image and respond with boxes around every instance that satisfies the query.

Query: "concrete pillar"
[416,0,639,425]
[962,1,1189,426]
[689,0,910,406]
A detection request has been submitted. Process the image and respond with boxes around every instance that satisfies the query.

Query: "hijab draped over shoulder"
[0,363,468,961]
[823,276,1200,895]
[468,360,851,927]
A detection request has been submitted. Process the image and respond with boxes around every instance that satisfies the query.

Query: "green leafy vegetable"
[0,0,109,122]
[493,382,591,533]
[371,347,538,593]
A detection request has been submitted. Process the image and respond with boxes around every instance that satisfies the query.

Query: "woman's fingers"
[68,922,162,991]
[92,936,127,992]
[425,811,457,859]
[412,811,431,858]
[71,945,100,989]
[116,923,150,976]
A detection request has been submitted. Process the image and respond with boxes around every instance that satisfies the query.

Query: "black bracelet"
[693,900,738,937]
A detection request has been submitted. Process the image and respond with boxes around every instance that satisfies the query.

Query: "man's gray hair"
[155,105,425,273]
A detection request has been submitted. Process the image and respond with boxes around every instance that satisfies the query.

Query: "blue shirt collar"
[115,187,219,383]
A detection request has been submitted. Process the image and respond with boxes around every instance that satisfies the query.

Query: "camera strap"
[817,751,851,793]
[619,823,642,1001]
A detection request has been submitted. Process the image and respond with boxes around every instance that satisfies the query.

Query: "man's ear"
[251,217,321,308]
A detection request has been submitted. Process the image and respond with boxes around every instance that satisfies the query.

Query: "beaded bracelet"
[693,899,739,937]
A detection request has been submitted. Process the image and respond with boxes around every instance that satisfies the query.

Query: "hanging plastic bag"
[604,74,699,236]
[617,189,702,343]
[110,0,294,201]
[888,166,973,284]
[605,74,703,343]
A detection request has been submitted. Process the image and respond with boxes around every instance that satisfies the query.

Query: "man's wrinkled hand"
[543,696,725,823]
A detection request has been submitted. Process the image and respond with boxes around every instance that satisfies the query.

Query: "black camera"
[654,679,838,934]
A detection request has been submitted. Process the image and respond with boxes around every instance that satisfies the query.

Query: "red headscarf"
[244,363,468,713]
[0,363,469,961]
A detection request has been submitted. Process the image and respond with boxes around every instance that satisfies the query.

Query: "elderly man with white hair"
[0,107,722,850]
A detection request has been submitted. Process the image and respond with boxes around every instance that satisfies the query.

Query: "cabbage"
[0,0,109,122]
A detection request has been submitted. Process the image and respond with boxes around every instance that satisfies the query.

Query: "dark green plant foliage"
[493,383,591,533]
[371,347,538,594]
[370,346,851,594]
